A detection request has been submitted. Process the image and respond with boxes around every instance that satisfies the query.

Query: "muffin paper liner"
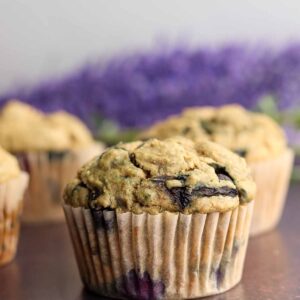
[250,149,294,236]
[64,201,253,299]
[0,172,28,266]
[16,143,103,223]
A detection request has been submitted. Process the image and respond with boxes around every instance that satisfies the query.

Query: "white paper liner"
[64,201,253,299]
[250,149,294,236]
[0,172,28,266]
[16,143,103,223]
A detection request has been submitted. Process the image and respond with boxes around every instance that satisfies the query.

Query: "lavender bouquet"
[1,44,300,166]
[1,45,300,128]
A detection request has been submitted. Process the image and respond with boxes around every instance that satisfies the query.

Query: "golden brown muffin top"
[0,147,20,183]
[64,137,255,214]
[141,104,287,162]
[0,100,94,152]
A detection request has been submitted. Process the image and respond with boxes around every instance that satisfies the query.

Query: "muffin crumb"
[64,137,255,214]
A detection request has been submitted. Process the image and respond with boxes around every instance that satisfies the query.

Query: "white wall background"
[1,0,300,93]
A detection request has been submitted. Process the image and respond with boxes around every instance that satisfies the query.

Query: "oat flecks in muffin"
[64,137,255,214]
[0,100,93,152]
[141,104,287,162]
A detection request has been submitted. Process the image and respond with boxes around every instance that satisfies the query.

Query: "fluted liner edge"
[64,201,253,299]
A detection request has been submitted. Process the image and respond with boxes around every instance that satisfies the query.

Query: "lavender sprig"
[1,44,300,130]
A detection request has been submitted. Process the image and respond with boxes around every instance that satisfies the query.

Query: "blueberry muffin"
[0,100,104,222]
[0,147,28,266]
[142,105,293,236]
[63,137,255,299]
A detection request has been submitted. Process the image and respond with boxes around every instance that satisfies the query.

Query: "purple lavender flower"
[1,44,300,130]
[284,125,300,148]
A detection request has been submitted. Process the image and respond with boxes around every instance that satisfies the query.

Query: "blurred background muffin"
[0,100,104,223]
[63,137,255,299]
[141,104,294,236]
[141,104,286,161]
[0,146,28,266]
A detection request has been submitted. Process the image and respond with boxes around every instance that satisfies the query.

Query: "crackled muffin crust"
[64,137,255,214]
[0,100,94,151]
[141,104,287,162]
[0,147,20,183]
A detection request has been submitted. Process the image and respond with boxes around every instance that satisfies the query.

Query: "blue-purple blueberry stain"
[215,266,225,289]
[213,262,231,289]
[48,150,69,160]
[151,174,238,211]
[91,209,105,230]
[16,153,31,173]
[117,269,165,300]
[231,239,241,259]
[234,149,248,158]
[212,240,241,289]
[91,209,115,232]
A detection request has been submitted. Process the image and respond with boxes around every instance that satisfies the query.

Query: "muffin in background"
[141,104,294,236]
[0,100,104,223]
[63,137,255,299]
[0,147,28,266]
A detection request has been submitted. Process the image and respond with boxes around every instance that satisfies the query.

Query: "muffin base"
[250,149,294,236]
[0,173,28,266]
[16,143,103,223]
[64,201,253,299]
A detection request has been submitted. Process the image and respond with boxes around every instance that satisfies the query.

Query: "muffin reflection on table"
[0,100,104,223]
[141,104,294,236]
[63,137,255,299]
[0,147,28,266]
